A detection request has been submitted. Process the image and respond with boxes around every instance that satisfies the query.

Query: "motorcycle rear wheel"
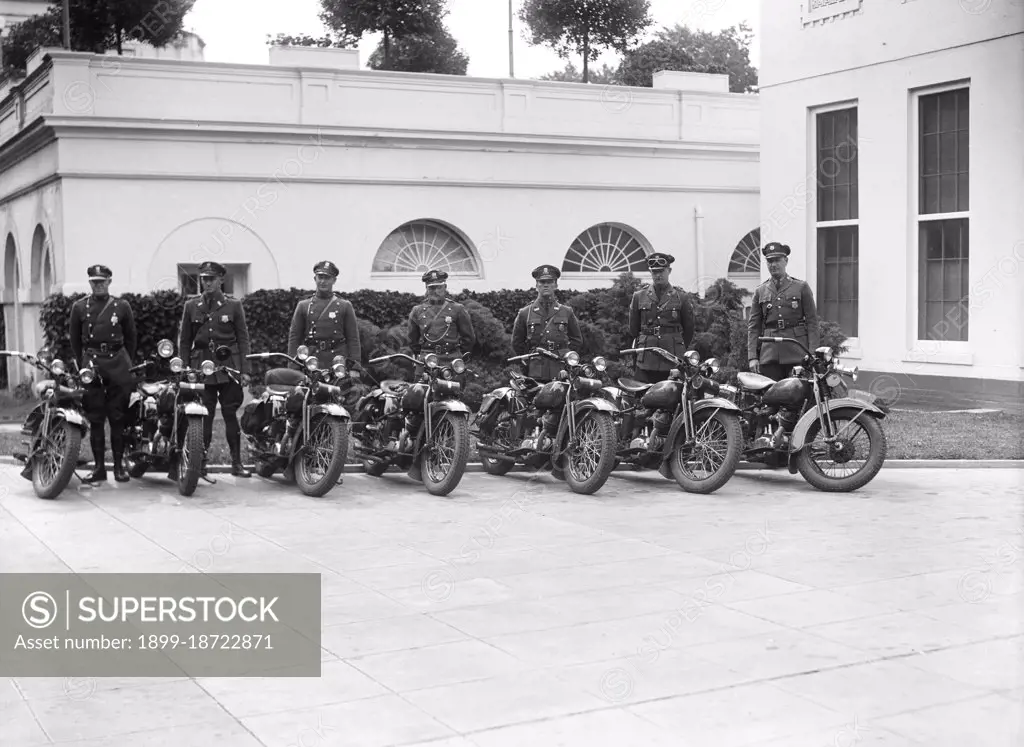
[177,417,204,497]
[796,412,887,492]
[32,420,82,500]
[481,411,515,476]
[670,410,742,495]
[423,413,470,497]
[565,411,617,495]
[295,416,349,497]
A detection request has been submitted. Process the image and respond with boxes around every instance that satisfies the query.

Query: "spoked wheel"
[796,412,887,492]
[670,410,743,494]
[177,417,204,497]
[423,413,470,497]
[32,420,82,500]
[354,407,388,477]
[294,415,349,497]
[481,412,515,476]
[565,411,617,495]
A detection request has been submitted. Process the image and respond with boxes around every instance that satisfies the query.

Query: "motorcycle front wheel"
[565,410,617,495]
[423,412,470,497]
[796,412,887,492]
[32,420,82,500]
[294,415,349,497]
[670,410,743,495]
[480,408,516,476]
[177,416,204,497]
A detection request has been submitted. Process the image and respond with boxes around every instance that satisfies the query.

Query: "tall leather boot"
[83,426,107,483]
[110,424,129,482]
[229,442,251,478]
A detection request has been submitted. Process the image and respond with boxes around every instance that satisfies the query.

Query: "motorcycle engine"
[777,407,801,433]
[405,413,423,435]
[541,411,560,437]
[650,410,672,436]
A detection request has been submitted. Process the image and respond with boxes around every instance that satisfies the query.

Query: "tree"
[617,22,758,93]
[0,0,195,79]
[317,0,448,69]
[266,32,357,49]
[367,25,468,74]
[538,60,617,84]
[519,0,652,83]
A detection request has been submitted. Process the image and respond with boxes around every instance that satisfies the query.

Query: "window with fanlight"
[728,228,761,276]
[562,223,649,274]
[372,220,481,276]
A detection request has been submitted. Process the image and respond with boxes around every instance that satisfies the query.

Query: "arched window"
[728,228,761,275]
[563,223,649,274]
[372,220,481,276]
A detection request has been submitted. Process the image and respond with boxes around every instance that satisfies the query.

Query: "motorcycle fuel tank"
[641,380,683,410]
[534,380,568,410]
[762,378,812,409]
[400,383,429,411]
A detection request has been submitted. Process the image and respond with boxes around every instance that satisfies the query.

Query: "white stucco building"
[759,0,1024,406]
[0,44,760,386]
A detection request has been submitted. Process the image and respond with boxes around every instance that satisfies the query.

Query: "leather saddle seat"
[737,372,777,393]
[265,367,305,395]
[617,377,653,394]
[379,379,409,396]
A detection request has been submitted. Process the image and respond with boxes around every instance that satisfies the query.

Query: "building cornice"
[52,171,760,194]
[0,118,56,174]
[43,118,759,161]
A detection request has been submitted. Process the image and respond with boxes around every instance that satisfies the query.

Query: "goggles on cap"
[647,256,670,269]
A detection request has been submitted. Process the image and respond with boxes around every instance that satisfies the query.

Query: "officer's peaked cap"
[532,265,560,281]
[422,269,449,286]
[646,252,674,270]
[198,260,227,277]
[314,260,340,278]
[87,264,112,280]
[762,242,791,259]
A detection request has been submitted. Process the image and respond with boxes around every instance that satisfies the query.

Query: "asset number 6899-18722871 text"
[136,634,273,650]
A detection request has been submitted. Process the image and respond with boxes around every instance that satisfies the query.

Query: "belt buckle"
[776,319,786,330]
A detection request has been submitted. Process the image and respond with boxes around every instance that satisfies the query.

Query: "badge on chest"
[221,315,229,323]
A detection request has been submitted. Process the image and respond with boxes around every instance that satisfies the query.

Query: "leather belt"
[85,343,122,355]
[641,325,680,336]
[770,320,804,330]
[307,339,344,352]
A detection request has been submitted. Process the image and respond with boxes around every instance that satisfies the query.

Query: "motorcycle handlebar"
[757,336,813,357]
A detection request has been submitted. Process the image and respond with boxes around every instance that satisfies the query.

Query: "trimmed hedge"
[35,274,849,410]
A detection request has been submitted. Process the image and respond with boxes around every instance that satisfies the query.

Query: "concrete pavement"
[1,465,1021,746]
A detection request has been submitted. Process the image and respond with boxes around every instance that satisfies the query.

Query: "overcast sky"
[182,0,760,79]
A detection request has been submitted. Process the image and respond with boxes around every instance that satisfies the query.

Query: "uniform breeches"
[200,380,244,453]
[83,376,129,461]
[633,368,671,384]
[759,362,796,382]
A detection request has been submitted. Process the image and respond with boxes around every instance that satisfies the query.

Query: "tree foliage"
[617,22,758,92]
[519,0,652,83]
[266,31,357,49]
[317,0,448,69]
[367,25,468,75]
[1,0,195,79]
[538,60,617,84]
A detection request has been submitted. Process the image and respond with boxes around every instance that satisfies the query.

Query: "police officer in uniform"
[511,265,584,382]
[69,264,137,483]
[627,252,696,383]
[407,269,476,365]
[177,261,252,478]
[747,242,820,381]
[287,260,362,364]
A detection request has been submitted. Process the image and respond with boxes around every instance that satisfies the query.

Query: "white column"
[694,205,706,297]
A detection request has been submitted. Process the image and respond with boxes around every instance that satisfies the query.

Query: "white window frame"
[905,80,972,367]
[809,99,861,358]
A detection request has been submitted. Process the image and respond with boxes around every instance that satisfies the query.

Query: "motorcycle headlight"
[50,359,65,376]
[452,358,466,374]
[296,345,309,361]
[332,363,346,378]
[201,360,215,377]
[442,368,452,380]
[684,350,700,367]
[816,346,834,362]
[705,358,720,375]
[424,353,439,369]
[306,356,320,371]
[792,365,805,377]
[592,356,607,372]
[79,367,95,384]
[564,351,580,366]
[169,357,183,373]
[187,372,198,383]
[157,339,174,358]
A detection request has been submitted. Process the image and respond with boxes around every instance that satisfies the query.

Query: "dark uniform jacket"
[69,294,137,386]
[628,284,696,372]
[747,275,820,366]
[408,298,476,361]
[178,291,251,384]
[287,292,361,363]
[511,299,584,381]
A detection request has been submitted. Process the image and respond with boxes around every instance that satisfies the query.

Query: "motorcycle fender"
[573,398,619,415]
[129,392,141,407]
[56,408,85,426]
[183,403,208,416]
[790,398,887,450]
[431,400,471,415]
[691,397,741,415]
[355,391,383,411]
[311,403,350,419]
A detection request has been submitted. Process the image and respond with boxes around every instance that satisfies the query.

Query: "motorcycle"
[240,345,351,497]
[725,336,889,492]
[473,347,620,495]
[352,352,471,497]
[2,349,90,499]
[607,346,744,494]
[120,338,183,481]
